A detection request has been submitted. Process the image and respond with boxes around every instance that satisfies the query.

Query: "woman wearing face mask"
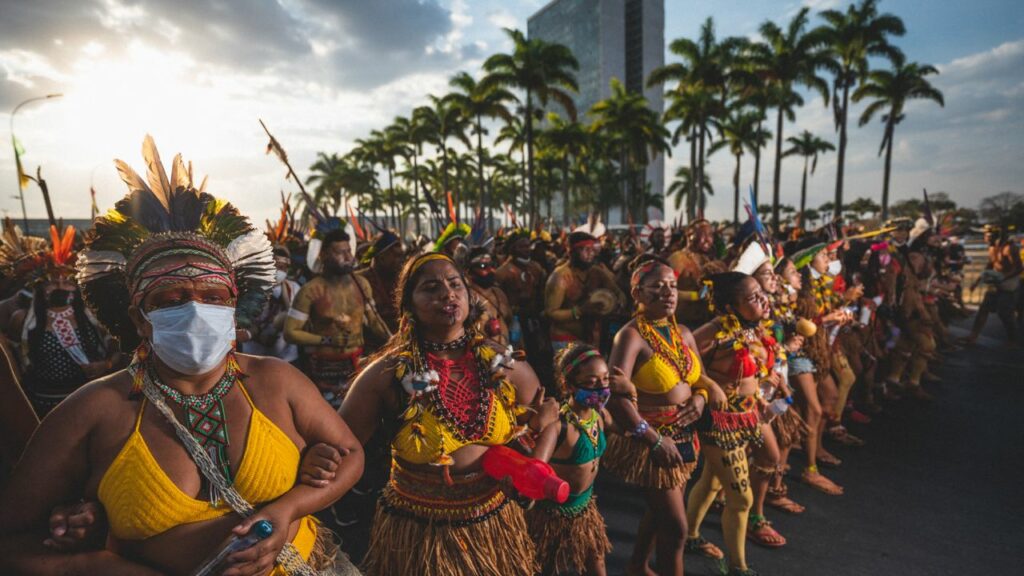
[7,226,118,416]
[0,140,364,575]
[341,252,558,576]
[789,241,848,495]
[240,246,300,363]
[603,255,711,576]
[529,342,616,575]
[687,272,774,576]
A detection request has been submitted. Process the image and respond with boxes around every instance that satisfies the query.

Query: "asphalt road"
[596,317,1024,576]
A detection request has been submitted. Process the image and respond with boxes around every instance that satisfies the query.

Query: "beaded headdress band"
[76,135,274,349]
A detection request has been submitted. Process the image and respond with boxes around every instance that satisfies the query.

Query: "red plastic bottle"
[481,445,570,503]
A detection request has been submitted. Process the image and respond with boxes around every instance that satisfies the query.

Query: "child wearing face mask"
[529,343,617,576]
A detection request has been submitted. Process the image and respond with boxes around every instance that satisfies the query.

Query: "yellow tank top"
[634,345,702,394]
[392,351,520,465]
[98,383,302,541]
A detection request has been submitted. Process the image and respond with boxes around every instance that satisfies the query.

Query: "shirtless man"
[466,247,513,345]
[495,230,546,348]
[966,225,1023,344]
[285,228,387,407]
[668,220,728,328]
[357,230,405,353]
[545,230,624,352]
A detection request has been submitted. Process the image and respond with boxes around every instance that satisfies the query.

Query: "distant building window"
[625,0,643,94]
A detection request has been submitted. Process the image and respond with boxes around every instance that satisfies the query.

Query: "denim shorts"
[788,355,817,376]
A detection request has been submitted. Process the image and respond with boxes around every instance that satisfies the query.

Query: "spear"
[259,119,326,223]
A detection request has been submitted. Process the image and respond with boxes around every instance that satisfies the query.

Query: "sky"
[0,0,1022,227]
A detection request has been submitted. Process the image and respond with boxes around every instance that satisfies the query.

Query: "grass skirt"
[526,498,612,575]
[770,406,808,449]
[362,462,537,576]
[602,433,697,489]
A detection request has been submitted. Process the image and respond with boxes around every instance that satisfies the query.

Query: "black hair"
[708,271,753,313]
[321,228,351,251]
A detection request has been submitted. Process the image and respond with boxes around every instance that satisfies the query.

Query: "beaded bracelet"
[632,420,650,437]
[650,433,664,453]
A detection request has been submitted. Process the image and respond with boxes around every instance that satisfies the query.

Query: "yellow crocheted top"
[634,346,702,394]
[97,383,315,568]
[392,349,522,466]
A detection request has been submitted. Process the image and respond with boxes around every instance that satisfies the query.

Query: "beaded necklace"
[811,276,833,315]
[141,351,241,488]
[713,314,775,381]
[636,314,694,382]
[562,403,601,452]
[422,333,470,352]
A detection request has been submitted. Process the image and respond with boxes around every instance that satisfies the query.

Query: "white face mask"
[275,269,288,284]
[145,302,236,375]
[827,260,842,277]
[785,284,797,296]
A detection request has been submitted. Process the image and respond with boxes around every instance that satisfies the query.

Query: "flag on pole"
[90,187,99,220]
[12,137,29,190]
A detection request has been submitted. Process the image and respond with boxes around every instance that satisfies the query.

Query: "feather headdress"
[0,220,78,285]
[434,221,471,253]
[76,135,274,348]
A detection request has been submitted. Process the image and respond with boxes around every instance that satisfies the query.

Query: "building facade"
[528,0,665,223]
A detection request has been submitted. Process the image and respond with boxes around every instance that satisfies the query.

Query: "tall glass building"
[528,0,665,223]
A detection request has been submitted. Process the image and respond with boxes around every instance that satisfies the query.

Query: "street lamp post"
[10,93,62,233]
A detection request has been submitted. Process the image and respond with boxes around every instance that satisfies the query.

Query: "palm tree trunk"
[412,149,421,236]
[525,90,535,227]
[697,123,707,218]
[881,120,895,220]
[688,126,697,222]
[772,105,784,233]
[834,82,850,220]
[387,166,397,232]
[800,157,809,230]
[753,112,764,206]
[562,157,570,227]
[733,153,741,226]
[477,114,488,234]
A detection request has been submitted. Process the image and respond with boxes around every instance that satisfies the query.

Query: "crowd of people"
[0,137,1021,575]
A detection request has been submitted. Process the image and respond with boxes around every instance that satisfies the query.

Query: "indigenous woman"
[340,252,557,576]
[0,138,364,575]
[789,240,846,495]
[764,256,810,515]
[6,226,119,416]
[730,241,802,548]
[530,343,615,576]
[687,271,770,576]
[604,255,710,576]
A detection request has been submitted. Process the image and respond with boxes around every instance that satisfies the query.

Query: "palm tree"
[306,152,344,209]
[709,107,771,225]
[667,166,713,218]
[818,0,905,217]
[540,113,589,226]
[414,96,471,219]
[589,78,671,224]
[390,114,430,235]
[649,18,742,216]
[483,28,579,225]
[445,72,516,232]
[783,130,835,229]
[853,52,943,219]
[495,114,528,215]
[749,7,831,231]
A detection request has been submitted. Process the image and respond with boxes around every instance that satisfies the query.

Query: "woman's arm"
[506,356,558,434]
[338,356,395,446]
[0,381,160,575]
[532,420,563,463]
[225,359,365,575]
